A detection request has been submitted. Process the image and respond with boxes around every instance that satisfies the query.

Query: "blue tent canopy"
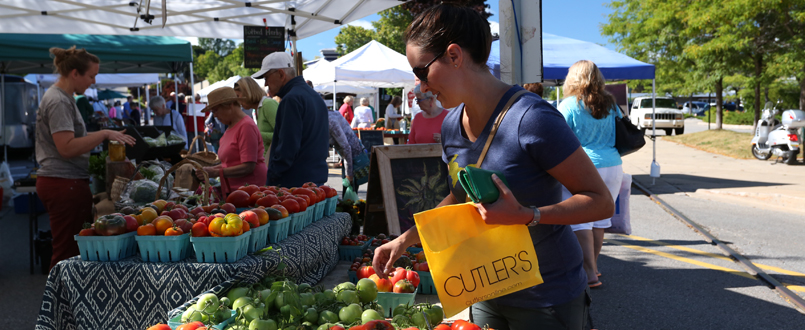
[488,33,655,81]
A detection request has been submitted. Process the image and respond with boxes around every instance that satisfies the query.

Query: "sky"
[179,0,616,61]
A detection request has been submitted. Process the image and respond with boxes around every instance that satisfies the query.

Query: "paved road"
[645,118,753,136]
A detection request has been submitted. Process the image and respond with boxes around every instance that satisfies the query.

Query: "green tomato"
[301,321,315,330]
[249,319,278,330]
[318,310,339,324]
[274,293,286,310]
[299,292,316,306]
[360,309,384,324]
[411,311,428,328]
[181,306,202,322]
[233,297,254,311]
[355,279,378,303]
[280,305,291,318]
[392,304,408,317]
[298,283,312,292]
[227,287,251,304]
[338,303,363,324]
[336,290,359,305]
[242,304,263,322]
[424,305,444,325]
[334,282,356,292]
[220,297,232,309]
[304,307,318,324]
[215,306,233,324]
[258,289,272,301]
[196,293,220,314]
[315,291,337,305]
[317,324,333,330]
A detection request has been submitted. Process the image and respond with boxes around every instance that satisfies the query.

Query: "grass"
[663,129,755,159]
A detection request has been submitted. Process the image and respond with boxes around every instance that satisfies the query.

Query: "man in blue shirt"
[149,95,188,148]
[122,95,133,121]
[252,52,329,187]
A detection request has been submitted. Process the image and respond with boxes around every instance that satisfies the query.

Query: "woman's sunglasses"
[412,50,445,83]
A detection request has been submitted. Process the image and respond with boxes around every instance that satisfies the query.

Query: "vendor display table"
[383,132,409,144]
[35,212,351,330]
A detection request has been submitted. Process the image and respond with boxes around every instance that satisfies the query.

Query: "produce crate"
[303,207,314,226]
[267,217,291,243]
[407,247,424,255]
[348,270,358,284]
[288,211,302,235]
[74,231,138,261]
[417,271,436,295]
[247,222,270,253]
[338,238,372,261]
[376,291,417,317]
[190,232,251,263]
[135,233,191,262]
[235,207,249,213]
[325,196,338,216]
[167,310,236,330]
[315,201,326,221]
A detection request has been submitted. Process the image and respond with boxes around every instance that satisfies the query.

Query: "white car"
[629,97,684,135]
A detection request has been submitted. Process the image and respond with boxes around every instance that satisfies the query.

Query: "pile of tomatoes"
[225,183,337,215]
[341,234,371,247]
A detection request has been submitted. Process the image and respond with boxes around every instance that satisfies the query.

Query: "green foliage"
[199,38,236,57]
[88,151,108,181]
[335,25,376,55]
[372,6,414,54]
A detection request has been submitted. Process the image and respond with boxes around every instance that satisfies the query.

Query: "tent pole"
[190,62,198,152]
[375,87,379,121]
[2,73,6,162]
[651,79,658,184]
[145,85,151,125]
[136,86,141,125]
[333,81,336,111]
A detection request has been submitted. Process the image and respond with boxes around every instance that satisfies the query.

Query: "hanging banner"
[243,26,285,69]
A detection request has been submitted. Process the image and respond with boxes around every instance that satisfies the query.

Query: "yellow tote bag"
[414,203,543,318]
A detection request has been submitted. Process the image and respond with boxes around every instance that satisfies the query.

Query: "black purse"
[614,108,646,156]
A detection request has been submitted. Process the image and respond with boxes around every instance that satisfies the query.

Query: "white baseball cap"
[252,52,294,79]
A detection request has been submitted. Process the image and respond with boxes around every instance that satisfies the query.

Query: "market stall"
[36,212,351,330]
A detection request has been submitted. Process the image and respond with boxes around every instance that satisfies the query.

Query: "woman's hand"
[372,237,407,279]
[106,129,136,146]
[196,166,220,180]
[474,174,531,226]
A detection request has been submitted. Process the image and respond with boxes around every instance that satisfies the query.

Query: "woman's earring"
[454,64,458,68]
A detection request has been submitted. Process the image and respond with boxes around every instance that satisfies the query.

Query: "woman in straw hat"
[195,87,267,188]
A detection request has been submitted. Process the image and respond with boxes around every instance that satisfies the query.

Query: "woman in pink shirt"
[196,87,267,189]
[407,89,448,144]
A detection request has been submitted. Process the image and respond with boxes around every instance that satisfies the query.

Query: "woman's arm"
[475,147,614,226]
[203,162,256,179]
[52,129,136,159]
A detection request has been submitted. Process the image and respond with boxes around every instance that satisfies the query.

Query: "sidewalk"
[621,137,805,214]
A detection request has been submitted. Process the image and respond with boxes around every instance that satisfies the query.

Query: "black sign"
[243,26,285,69]
[358,130,384,153]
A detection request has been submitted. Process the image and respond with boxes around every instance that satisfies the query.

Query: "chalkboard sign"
[357,130,385,153]
[243,26,285,69]
[363,144,449,235]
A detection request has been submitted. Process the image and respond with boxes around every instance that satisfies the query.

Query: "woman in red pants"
[35,46,135,270]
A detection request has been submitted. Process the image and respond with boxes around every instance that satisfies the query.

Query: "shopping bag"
[606,173,632,235]
[414,203,543,317]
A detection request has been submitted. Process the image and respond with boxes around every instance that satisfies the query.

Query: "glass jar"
[109,141,126,162]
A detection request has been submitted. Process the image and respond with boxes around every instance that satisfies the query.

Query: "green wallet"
[458,166,510,204]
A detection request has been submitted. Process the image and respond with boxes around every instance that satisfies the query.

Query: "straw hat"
[204,87,246,112]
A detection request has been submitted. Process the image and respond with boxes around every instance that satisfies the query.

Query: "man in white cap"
[252,51,329,187]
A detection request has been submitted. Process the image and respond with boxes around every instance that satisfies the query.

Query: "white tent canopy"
[0,0,404,40]
[24,73,160,89]
[303,60,375,94]
[315,40,416,89]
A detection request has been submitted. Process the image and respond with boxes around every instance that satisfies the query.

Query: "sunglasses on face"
[412,50,446,83]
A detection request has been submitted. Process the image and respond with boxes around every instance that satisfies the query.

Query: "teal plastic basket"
[267,217,291,243]
[190,232,251,263]
[74,231,138,261]
[135,233,191,262]
[376,291,417,317]
[290,211,305,234]
[325,196,337,216]
[348,270,358,284]
[168,309,236,330]
[247,222,270,253]
[338,238,372,261]
[313,201,325,222]
[407,247,424,255]
[416,271,436,295]
[303,207,313,226]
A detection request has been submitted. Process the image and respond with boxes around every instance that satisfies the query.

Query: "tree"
[372,6,414,54]
[194,51,222,82]
[334,25,376,55]
[199,38,236,57]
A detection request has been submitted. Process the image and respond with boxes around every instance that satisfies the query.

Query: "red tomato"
[164,225,183,236]
[248,192,266,207]
[406,269,420,288]
[191,222,209,237]
[256,194,280,208]
[226,190,251,208]
[176,321,205,330]
[238,184,260,196]
[393,279,416,293]
[391,267,406,285]
[146,324,172,330]
[280,198,301,214]
[357,266,376,279]
[78,228,96,236]
[434,325,452,330]
[369,274,393,292]
[451,320,482,330]
[293,195,310,210]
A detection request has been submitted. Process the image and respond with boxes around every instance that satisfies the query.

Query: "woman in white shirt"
[351,97,375,128]
[384,96,403,129]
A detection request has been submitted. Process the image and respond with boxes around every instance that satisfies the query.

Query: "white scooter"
[751,101,804,165]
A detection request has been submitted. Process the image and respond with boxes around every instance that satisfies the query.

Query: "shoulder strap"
[476,90,528,167]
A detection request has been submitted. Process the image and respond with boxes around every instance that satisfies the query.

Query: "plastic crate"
[338,238,372,261]
[314,201,325,222]
[267,217,291,243]
[303,207,313,226]
[376,291,417,317]
[348,270,358,284]
[290,211,305,234]
[190,232,251,263]
[74,231,138,261]
[406,247,424,255]
[417,271,436,295]
[135,233,191,262]
[168,309,236,330]
[325,196,338,216]
[247,222,270,253]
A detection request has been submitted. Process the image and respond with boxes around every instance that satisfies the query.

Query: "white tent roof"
[303,59,374,94]
[304,40,415,89]
[25,73,160,89]
[0,0,405,40]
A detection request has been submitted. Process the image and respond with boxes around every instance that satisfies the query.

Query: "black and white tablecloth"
[35,213,351,330]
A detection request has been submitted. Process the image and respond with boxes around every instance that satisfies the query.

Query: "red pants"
[36,176,93,270]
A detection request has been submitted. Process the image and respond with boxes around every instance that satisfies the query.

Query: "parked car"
[681,101,710,116]
[629,97,685,135]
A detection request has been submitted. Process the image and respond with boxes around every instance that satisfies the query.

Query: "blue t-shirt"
[441,86,586,309]
[558,96,623,168]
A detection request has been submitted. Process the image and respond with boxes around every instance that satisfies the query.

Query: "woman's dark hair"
[523,83,544,97]
[49,46,100,76]
[391,96,402,107]
[405,4,492,68]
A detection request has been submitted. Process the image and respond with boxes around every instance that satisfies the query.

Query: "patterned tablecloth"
[35,213,351,330]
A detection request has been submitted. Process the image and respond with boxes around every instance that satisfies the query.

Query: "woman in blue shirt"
[149,95,188,148]
[558,60,624,289]
[371,5,615,330]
